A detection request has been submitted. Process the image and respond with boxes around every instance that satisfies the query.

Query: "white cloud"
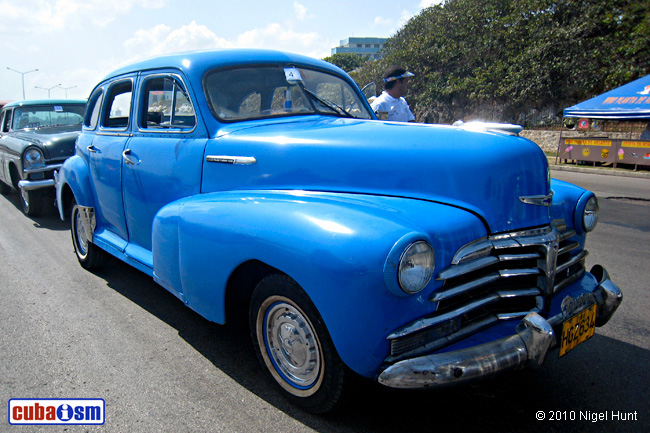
[420,0,445,7]
[123,21,232,61]
[294,1,308,21]
[237,23,318,48]
[400,9,415,27]
[373,16,392,27]
[122,21,323,64]
[0,0,167,32]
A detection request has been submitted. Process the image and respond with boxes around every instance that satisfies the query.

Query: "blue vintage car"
[0,100,85,215]
[55,50,622,413]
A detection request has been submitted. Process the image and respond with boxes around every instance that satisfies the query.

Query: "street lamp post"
[60,86,77,98]
[6,67,39,99]
[35,84,62,98]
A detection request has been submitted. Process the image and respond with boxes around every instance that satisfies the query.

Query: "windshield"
[204,65,372,122]
[12,104,85,130]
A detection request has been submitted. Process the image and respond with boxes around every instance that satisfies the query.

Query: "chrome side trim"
[206,155,257,165]
[519,192,553,206]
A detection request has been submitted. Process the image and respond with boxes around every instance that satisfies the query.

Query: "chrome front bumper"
[18,179,55,191]
[18,164,62,191]
[377,265,622,389]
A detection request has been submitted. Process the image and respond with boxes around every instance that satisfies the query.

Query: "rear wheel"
[250,274,348,414]
[71,198,107,270]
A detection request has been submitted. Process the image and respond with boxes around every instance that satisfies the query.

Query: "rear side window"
[102,80,132,129]
[84,89,104,129]
[139,75,196,131]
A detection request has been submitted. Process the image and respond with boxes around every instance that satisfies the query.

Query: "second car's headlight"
[583,196,599,232]
[398,241,435,294]
[23,147,45,169]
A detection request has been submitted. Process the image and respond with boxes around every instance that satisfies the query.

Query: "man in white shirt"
[370,66,416,122]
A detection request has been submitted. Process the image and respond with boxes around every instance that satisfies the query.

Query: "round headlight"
[23,148,45,169]
[398,241,435,294]
[583,196,599,232]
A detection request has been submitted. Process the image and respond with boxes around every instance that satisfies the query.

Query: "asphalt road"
[1,170,648,433]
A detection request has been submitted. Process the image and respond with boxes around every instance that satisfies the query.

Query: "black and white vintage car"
[0,99,85,216]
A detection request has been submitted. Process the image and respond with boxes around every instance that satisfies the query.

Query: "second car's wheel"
[20,187,44,217]
[250,274,348,414]
[0,180,11,195]
[71,198,107,270]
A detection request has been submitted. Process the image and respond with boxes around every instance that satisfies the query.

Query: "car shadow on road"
[1,191,68,231]
[92,258,649,433]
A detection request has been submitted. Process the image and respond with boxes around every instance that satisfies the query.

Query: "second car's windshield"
[13,104,85,130]
[204,65,372,122]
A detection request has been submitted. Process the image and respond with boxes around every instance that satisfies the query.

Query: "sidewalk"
[548,157,650,179]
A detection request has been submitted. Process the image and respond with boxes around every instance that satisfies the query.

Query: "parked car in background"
[0,100,86,216]
[55,50,622,413]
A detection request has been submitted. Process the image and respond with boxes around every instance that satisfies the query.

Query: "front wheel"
[71,198,107,270]
[250,274,348,413]
[20,187,44,217]
[0,180,10,195]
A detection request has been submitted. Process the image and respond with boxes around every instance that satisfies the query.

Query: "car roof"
[3,99,87,108]
[101,49,345,82]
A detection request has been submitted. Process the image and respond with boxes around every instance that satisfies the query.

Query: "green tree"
[351,0,650,125]
[322,53,368,72]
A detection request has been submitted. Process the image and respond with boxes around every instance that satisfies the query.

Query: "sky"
[0,0,443,102]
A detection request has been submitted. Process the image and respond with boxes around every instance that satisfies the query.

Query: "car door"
[121,73,205,267]
[85,77,135,245]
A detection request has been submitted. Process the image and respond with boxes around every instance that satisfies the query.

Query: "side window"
[84,89,104,129]
[140,76,196,131]
[1,109,11,133]
[102,80,132,129]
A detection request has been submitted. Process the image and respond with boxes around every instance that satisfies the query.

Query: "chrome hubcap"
[264,301,321,388]
[74,208,89,257]
[20,188,29,208]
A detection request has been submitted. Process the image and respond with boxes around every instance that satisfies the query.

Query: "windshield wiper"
[301,87,354,118]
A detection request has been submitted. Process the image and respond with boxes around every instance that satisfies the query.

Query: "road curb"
[548,160,650,179]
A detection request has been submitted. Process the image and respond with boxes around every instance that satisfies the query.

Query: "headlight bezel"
[384,234,435,297]
[23,147,46,170]
[398,241,435,294]
[582,195,599,232]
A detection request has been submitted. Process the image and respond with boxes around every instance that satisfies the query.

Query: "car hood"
[204,117,551,234]
[12,126,80,160]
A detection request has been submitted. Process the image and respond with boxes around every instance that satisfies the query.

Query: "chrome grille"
[387,223,587,362]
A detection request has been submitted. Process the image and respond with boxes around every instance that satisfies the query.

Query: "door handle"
[87,145,99,153]
[122,149,138,165]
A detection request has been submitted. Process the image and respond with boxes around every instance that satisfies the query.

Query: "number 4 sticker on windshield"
[284,67,302,82]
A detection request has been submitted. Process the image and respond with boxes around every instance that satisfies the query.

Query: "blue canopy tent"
[564,74,650,119]
[559,75,650,168]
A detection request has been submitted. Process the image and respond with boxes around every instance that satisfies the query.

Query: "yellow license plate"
[559,303,597,357]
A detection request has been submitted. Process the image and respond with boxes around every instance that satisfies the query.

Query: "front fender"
[56,154,95,220]
[152,190,486,377]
